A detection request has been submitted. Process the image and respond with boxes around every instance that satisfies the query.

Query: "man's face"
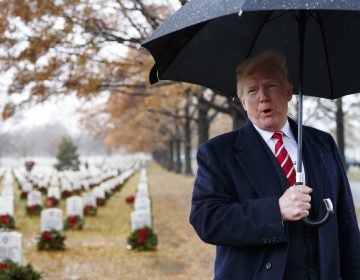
[239,63,293,132]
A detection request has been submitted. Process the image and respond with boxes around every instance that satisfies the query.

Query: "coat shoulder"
[200,130,239,151]
[303,125,334,142]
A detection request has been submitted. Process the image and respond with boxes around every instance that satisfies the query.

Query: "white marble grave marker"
[48,186,60,199]
[0,231,22,264]
[66,196,84,217]
[21,183,32,193]
[134,197,151,211]
[1,186,14,199]
[40,208,63,232]
[27,191,43,206]
[139,172,147,184]
[83,193,96,207]
[136,186,149,198]
[0,196,14,216]
[130,210,152,231]
[93,187,105,199]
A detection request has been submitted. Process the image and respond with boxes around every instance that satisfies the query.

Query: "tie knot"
[272,131,284,141]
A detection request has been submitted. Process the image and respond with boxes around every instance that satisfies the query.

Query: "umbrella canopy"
[143,0,360,99]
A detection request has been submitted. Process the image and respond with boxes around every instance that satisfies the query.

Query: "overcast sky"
[0,92,110,137]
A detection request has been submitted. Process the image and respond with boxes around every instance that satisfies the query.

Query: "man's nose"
[259,87,270,101]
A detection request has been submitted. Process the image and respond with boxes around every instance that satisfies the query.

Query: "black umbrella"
[142,0,360,226]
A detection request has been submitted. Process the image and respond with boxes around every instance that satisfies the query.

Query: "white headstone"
[61,181,72,192]
[21,183,32,193]
[66,196,84,217]
[3,172,13,188]
[40,208,63,232]
[83,193,96,207]
[136,187,149,198]
[0,231,22,264]
[0,196,14,216]
[2,186,14,198]
[72,181,82,192]
[140,167,147,178]
[134,197,151,211]
[139,174,147,184]
[93,187,105,199]
[137,182,148,192]
[130,210,152,231]
[27,191,43,206]
[47,186,60,199]
[82,180,90,191]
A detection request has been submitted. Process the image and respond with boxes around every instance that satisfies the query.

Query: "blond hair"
[236,51,290,96]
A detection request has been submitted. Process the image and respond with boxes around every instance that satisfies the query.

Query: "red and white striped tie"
[272,131,296,186]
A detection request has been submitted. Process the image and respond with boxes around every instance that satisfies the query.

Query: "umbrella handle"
[302,198,333,227]
[295,180,334,227]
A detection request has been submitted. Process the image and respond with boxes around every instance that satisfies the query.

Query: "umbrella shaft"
[296,11,306,183]
[297,92,303,175]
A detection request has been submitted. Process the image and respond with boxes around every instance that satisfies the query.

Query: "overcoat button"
[265,262,272,270]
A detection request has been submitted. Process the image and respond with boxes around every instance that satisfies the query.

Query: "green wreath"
[127,226,158,251]
[64,215,84,230]
[0,260,41,280]
[37,230,66,251]
[0,215,15,229]
[26,205,43,216]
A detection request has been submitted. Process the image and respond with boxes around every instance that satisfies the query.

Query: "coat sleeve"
[327,135,360,279]
[189,142,287,248]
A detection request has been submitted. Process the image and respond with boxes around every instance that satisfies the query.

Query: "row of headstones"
[0,171,14,198]
[15,165,122,197]
[0,166,137,229]
[26,155,141,192]
[130,166,152,232]
[0,165,138,265]
[19,164,134,203]
[9,158,137,199]
[26,168,136,211]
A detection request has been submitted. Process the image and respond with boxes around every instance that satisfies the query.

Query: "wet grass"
[347,167,360,181]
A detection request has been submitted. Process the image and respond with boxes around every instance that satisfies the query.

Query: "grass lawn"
[347,167,360,181]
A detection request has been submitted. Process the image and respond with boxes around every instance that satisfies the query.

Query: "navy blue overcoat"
[190,118,360,280]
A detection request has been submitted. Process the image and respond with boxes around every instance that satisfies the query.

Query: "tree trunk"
[173,114,182,173]
[152,149,167,169]
[184,96,193,175]
[167,140,174,171]
[336,98,346,168]
[197,96,210,146]
[231,108,247,130]
[174,137,182,173]
[229,99,247,130]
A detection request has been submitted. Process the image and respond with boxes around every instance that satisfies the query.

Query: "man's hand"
[279,185,312,221]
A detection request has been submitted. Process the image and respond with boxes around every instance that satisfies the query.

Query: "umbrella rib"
[246,11,274,57]
[266,12,288,23]
[315,11,335,99]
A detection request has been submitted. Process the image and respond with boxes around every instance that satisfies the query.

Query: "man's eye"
[248,88,256,95]
[269,83,277,88]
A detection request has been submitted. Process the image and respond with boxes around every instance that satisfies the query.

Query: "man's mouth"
[262,109,272,114]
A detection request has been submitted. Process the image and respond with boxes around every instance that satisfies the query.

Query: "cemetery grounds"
[15,161,214,280]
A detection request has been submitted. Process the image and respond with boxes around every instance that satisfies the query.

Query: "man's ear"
[240,95,246,110]
[286,83,294,101]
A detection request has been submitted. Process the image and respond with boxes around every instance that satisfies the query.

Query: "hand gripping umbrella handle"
[295,179,334,227]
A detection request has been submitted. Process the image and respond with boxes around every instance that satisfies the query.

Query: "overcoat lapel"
[234,121,288,198]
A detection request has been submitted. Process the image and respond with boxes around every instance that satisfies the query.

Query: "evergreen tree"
[54,138,80,171]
